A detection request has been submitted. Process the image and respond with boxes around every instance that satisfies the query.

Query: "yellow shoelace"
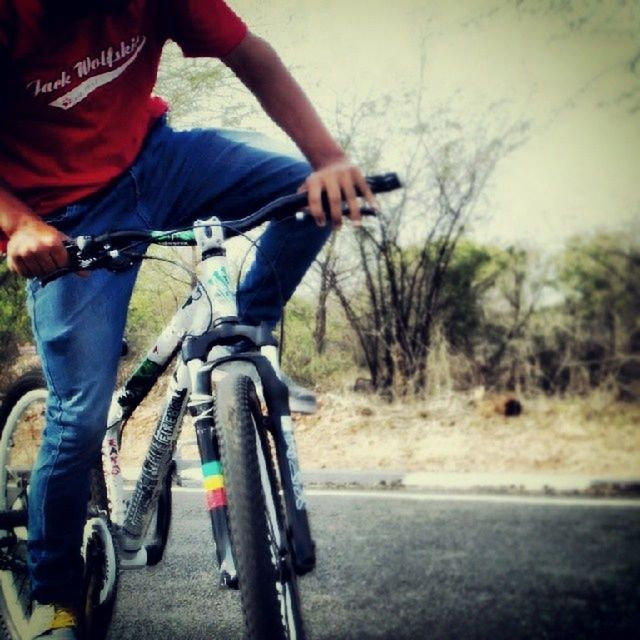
[50,608,78,630]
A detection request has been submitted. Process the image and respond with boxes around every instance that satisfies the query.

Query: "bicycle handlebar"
[238,172,401,230]
[41,172,402,284]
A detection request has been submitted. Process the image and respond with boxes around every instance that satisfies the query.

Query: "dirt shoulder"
[291,391,640,476]
[123,387,640,478]
[7,356,638,479]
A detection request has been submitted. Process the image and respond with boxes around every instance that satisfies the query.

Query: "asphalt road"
[108,489,640,640]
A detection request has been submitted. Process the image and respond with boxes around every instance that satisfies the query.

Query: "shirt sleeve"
[0,0,15,49]
[167,0,248,58]
[0,6,10,52]
[0,6,9,109]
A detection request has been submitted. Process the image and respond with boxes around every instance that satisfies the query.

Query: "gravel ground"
[120,385,640,477]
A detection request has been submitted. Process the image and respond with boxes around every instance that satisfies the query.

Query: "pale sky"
[168,0,640,251]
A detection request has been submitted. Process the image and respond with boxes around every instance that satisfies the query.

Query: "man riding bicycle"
[0,1,374,637]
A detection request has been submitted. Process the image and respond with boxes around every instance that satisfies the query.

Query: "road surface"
[108,489,640,640]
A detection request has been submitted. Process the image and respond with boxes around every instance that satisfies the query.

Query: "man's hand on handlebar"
[298,157,377,229]
[7,216,68,278]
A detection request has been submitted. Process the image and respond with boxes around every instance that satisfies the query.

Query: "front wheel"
[0,370,46,640]
[0,370,118,640]
[215,373,307,640]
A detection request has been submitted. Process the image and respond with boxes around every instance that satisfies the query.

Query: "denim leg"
[236,215,331,325]
[27,269,138,606]
[26,172,142,606]
[131,123,331,325]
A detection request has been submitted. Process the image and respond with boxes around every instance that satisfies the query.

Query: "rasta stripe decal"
[206,488,227,510]
[202,460,222,477]
[203,475,224,491]
[202,460,227,510]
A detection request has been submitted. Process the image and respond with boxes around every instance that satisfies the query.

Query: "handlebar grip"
[357,205,378,217]
[317,173,402,215]
[38,239,82,286]
[365,172,403,194]
[39,267,73,286]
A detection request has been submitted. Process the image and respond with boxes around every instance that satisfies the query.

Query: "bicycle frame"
[100,217,315,578]
[0,172,400,640]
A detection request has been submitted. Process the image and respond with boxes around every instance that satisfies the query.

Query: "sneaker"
[30,603,79,640]
[281,373,317,415]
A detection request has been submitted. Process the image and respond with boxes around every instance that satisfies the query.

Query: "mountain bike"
[0,173,402,640]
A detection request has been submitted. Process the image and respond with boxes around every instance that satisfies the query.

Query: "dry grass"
[122,380,640,476]
[293,389,640,475]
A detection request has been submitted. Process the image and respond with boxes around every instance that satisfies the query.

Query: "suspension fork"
[255,356,316,575]
[193,354,317,576]
[188,363,238,589]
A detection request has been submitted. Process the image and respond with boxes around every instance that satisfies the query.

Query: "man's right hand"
[6,216,68,278]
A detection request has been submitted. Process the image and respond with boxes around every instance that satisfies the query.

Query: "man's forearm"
[222,34,345,169]
[222,32,376,227]
[0,184,38,236]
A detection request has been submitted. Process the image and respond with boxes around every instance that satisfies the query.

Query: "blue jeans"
[26,120,330,606]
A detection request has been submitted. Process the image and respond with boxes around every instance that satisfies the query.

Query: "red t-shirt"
[0,0,247,251]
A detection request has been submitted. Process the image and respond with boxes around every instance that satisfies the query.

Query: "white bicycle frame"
[99,217,283,569]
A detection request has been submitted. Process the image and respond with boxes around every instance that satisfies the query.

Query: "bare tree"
[310,98,391,354]
[324,110,526,395]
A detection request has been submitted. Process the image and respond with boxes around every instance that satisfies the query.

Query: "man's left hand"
[298,158,376,229]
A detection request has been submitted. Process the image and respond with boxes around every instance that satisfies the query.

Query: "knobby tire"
[215,373,307,640]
